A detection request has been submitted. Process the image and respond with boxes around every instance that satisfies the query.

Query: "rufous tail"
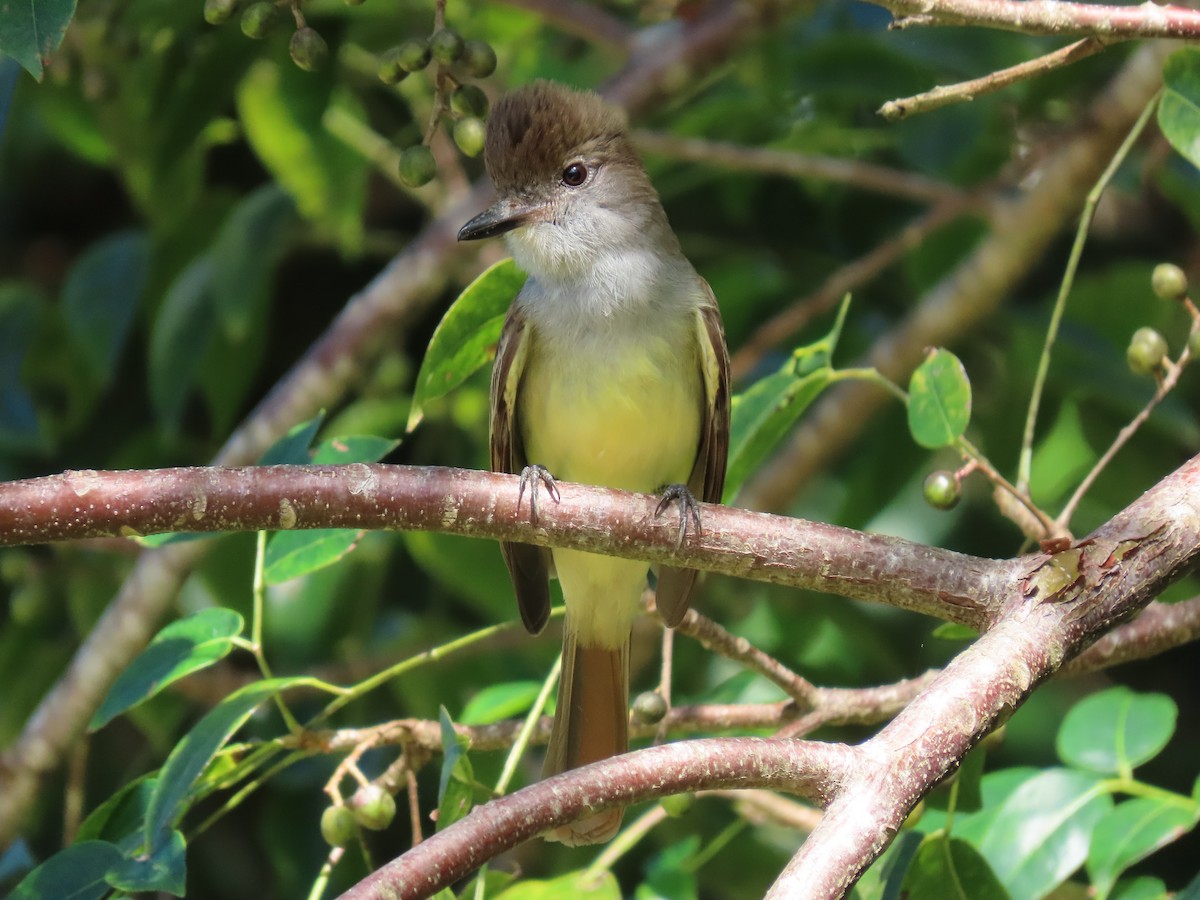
[542,625,629,846]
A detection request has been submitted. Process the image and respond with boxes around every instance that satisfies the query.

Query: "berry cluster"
[379,27,498,187]
[204,0,329,72]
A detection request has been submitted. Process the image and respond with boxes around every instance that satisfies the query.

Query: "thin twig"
[1056,310,1200,530]
[633,131,967,205]
[673,608,819,706]
[1017,89,1164,494]
[879,37,1111,121]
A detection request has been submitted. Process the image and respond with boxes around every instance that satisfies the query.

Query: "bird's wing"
[491,304,553,634]
[654,283,730,627]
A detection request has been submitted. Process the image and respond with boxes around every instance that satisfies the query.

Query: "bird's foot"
[518,464,560,523]
[655,483,702,548]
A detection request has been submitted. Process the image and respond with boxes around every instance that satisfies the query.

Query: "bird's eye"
[561,162,588,187]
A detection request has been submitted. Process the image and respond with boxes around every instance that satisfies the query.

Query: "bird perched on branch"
[458,80,729,846]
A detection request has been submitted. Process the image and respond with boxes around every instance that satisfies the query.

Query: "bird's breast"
[518,323,702,493]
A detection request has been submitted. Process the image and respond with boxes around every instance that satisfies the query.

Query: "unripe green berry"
[204,0,241,26]
[1127,326,1169,376]
[461,40,497,78]
[378,47,410,85]
[630,690,669,726]
[352,784,397,831]
[395,37,431,73]
[1189,329,1200,359]
[320,804,357,847]
[450,84,488,118]
[240,2,280,39]
[660,793,695,817]
[290,26,328,72]
[398,145,437,187]
[430,28,464,64]
[922,470,960,511]
[453,117,486,158]
[1151,263,1188,301]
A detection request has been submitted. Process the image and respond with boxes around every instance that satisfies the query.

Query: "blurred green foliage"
[2,1,1200,898]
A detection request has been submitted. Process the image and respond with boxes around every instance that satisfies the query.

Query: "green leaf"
[1110,876,1169,900]
[907,348,971,449]
[264,529,362,584]
[236,60,366,252]
[257,413,326,465]
[106,828,187,896]
[0,0,77,80]
[144,677,301,850]
[1056,687,1177,775]
[7,840,122,900]
[978,767,1111,899]
[901,834,1010,900]
[91,609,244,731]
[436,706,475,832]
[1028,399,1096,507]
[724,296,850,501]
[493,871,621,900]
[403,531,516,622]
[209,185,295,341]
[460,681,542,726]
[1086,797,1199,899]
[1182,870,1200,900]
[311,435,399,464]
[1159,49,1200,171]
[76,777,158,845]
[636,836,701,900]
[853,830,923,900]
[61,230,149,383]
[148,256,216,430]
[931,623,977,641]
[408,258,527,431]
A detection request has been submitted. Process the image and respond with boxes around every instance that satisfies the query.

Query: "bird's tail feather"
[543,623,629,846]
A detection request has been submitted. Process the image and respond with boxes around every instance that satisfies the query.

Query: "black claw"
[655,483,702,548]
[518,464,559,523]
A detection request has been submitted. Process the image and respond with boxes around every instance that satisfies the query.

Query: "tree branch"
[765,450,1200,897]
[335,738,857,900]
[878,36,1111,121]
[870,0,1200,39]
[632,131,968,205]
[0,464,1004,628]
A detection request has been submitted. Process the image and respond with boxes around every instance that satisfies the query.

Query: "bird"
[458,80,729,845]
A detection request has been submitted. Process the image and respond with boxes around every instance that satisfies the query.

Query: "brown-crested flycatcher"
[458,81,730,845]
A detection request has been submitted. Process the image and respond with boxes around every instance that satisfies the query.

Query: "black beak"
[457,198,542,241]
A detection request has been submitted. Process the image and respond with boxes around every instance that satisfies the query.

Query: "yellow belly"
[518,325,703,646]
[519,332,701,493]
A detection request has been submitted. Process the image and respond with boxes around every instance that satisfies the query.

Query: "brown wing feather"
[654,284,730,626]
[490,306,553,634]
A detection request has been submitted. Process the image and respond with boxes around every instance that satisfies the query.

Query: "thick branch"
[0,464,1005,628]
[335,738,857,900]
[766,451,1200,897]
[871,0,1200,39]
